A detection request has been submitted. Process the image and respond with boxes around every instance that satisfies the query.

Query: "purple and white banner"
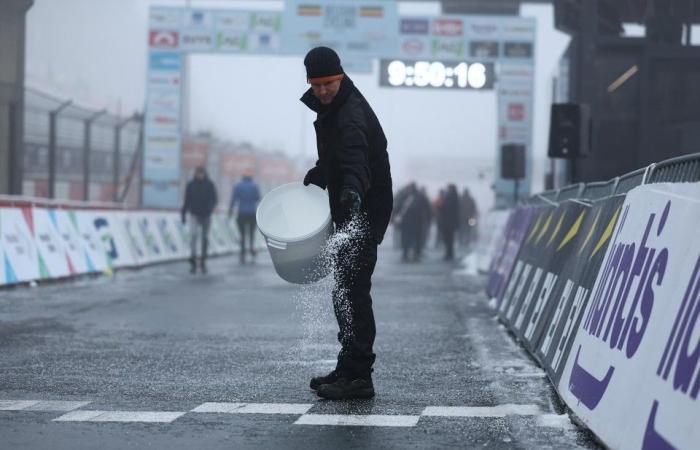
[560,183,700,450]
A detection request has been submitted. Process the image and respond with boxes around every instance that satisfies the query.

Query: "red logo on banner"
[508,103,525,121]
[402,39,424,54]
[149,31,179,48]
[433,19,463,36]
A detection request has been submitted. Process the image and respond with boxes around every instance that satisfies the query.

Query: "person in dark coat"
[416,186,432,260]
[228,170,261,264]
[301,47,393,400]
[181,166,218,273]
[438,184,460,261]
[393,182,420,262]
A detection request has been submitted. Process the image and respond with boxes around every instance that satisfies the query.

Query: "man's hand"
[303,167,325,189]
[340,188,361,221]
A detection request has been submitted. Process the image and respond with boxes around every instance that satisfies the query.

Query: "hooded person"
[301,46,393,400]
[181,166,218,273]
[228,168,261,263]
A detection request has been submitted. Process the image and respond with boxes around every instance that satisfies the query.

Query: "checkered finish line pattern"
[0,400,573,427]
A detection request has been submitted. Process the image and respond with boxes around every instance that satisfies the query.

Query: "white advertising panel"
[32,208,71,279]
[52,209,94,275]
[559,183,700,450]
[89,210,137,268]
[0,207,39,283]
[74,210,111,271]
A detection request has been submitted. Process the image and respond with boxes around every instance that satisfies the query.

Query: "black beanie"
[304,47,344,80]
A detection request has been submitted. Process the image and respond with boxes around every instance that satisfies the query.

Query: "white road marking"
[192,402,313,415]
[0,400,91,412]
[53,410,185,423]
[24,401,92,412]
[422,404,542,418]
[0,400,41,410]
[295,414,420,427]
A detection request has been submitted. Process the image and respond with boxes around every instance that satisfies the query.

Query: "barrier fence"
[0,198,248,287]
[480,152,700,450]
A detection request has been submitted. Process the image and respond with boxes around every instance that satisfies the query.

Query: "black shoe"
[316,377,375,400]
[310,369,340,391]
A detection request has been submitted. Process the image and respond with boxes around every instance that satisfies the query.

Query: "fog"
[25,0,570,209]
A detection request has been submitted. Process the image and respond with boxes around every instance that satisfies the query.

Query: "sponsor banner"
[73,210,110,272]
[501,203,586,345]
[153,212,184,259]
[90,211,136,268]
[0,208,40,283]
[559,183,700,450]
[537,196,624,381]
[180,30,216,51]
[497,206,554,322]
[150,7,184,29]
[32,208,71,279]
[486,206,535,301]
[51,209,96,275]
[135,212,168,262]
[119,212,150,265]
[475,209,510,274]
[282,0,399,63]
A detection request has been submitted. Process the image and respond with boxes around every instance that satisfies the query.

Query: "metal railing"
[647,154,700,183]
[525,152,700,205]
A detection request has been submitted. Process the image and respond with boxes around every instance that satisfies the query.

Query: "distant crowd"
[393,182,478,262]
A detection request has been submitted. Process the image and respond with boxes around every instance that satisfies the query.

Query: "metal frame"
[647,153,700,183]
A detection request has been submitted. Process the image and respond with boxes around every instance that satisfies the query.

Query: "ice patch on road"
[453,252,478,276]
[537,413,576,430]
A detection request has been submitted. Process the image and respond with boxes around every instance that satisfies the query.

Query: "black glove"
[303,167,325,189]
[340,188,361,221]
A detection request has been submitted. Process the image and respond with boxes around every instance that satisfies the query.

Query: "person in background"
[438,184,460,261]
[182,166,218,274]
[228,169,261,264]
[460,188,478,249]
[416,186,432,261]
[394,182,420,262]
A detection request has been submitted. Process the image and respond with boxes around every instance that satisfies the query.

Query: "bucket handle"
[266,238,287,250]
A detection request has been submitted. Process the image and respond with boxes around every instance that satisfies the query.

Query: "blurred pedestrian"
[460,188,478,249]
[181,166,218,274]
[438,184,460,261]
[433,189,445,249]
[394,182,420,262]
[301,47,393,400]
[416,186,432,260]
[228,169,261,264]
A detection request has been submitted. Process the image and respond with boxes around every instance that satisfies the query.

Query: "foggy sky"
[25,0,572,206]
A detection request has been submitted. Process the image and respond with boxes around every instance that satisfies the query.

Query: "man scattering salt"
[300,47,393,400]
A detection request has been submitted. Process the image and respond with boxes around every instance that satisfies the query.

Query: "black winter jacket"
[182,177,218,218]
[301,76,393,243]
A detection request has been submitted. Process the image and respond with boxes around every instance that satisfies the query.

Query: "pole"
[8,101,18,195]
[113,122,121,202]
[47,100,72,199]
[83,109,106,201]
[113,113,137,203]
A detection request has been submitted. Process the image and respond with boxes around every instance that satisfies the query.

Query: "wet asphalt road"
[0,243,599,449]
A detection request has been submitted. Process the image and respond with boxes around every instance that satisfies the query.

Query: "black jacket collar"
[300,76,355,118]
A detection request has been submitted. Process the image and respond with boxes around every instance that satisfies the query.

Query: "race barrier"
[0,199,246,286]
[480,153,700,450]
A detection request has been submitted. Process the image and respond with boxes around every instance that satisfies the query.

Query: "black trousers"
[332,226,378,380]
[236,214,256,255]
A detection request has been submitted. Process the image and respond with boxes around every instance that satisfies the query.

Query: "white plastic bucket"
[256,182,333,284]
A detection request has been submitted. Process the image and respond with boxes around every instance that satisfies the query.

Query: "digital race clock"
[379,59,495,90]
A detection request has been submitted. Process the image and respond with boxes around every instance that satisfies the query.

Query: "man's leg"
[332,227,378,379]
[200,216,210,271]
[189,216,201,273]
[247,216,257,257]
[236,215,246,263]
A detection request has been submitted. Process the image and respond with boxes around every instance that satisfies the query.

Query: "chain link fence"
[1,82,143,206]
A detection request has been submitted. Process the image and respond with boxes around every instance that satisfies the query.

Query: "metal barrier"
[613,167,649,195]
[647,153,700,183]
[556,183,585,202]
[580,178,618,200]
